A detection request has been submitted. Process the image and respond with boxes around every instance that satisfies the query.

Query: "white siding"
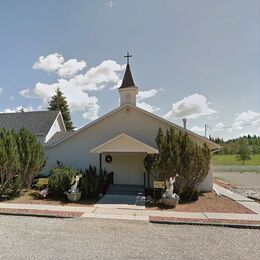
[44,106,213,191]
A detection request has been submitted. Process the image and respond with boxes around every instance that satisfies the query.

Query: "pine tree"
[150,127,211,196]
[48,88,74,131]
[236,138,251,165]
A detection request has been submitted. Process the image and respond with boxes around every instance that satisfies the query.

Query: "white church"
[0,59,220,191]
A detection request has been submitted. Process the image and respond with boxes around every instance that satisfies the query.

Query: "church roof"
[47,103,221,151]
[119,64,136,89]
[0,110,60,135]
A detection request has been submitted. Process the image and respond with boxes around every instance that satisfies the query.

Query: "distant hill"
[209,135,260,155]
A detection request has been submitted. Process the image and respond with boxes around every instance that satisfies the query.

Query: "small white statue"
[161,174,179,207]
[165,174,178,198]
[65,175,82,202]
[70,175,81,193]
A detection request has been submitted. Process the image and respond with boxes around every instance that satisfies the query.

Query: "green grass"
[213,154,260,166]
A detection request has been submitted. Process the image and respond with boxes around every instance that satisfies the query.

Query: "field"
[213,154,260,166]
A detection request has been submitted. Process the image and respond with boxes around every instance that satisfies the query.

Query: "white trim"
[49,104,220,150]
[90,133,159,154]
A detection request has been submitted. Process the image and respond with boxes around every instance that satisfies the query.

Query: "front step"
[107,185,144,196]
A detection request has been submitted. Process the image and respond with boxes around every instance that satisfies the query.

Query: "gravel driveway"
[0,216,259,260]
[214,171,260,199]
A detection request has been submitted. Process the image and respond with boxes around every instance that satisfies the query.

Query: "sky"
[0,0,259,140]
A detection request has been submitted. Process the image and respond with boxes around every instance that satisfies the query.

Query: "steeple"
[118,52,138,106]
[119,64,135,89]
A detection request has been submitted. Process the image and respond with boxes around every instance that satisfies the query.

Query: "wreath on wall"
[105,155,112,163]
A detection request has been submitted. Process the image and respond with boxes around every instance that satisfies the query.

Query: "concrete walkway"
[213,183,260,214]
[95,185,145,210]
[0,184,260,222]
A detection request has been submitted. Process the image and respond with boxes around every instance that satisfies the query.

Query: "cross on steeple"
[124,52,132,64]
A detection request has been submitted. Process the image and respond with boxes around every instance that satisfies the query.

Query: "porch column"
[99,153,102,174]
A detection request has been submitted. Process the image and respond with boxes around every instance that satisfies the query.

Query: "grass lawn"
[213,154,260,166]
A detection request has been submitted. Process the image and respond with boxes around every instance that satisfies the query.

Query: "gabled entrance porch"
[90,133,158,187]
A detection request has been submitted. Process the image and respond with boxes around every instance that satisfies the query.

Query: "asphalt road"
[0,216,259,260]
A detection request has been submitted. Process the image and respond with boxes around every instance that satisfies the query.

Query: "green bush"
[146,127,211,201]
[0,128,45,196]
[48,166,77,198]
[179,187,200,202]
[79,165,107,199]
[33,178,49,190]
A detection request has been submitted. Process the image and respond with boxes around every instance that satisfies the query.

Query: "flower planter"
[65,191,82,202]
[161,197,179,207]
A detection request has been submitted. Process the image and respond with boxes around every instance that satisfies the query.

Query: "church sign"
[153,181,165,189]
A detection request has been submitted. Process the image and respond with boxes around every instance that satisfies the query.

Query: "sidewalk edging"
[150,219,260,229]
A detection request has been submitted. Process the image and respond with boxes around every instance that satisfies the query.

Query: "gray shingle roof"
[46,131,75,145]
[0,110,60,135]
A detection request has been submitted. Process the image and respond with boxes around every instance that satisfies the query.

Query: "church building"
[43,58,220,191]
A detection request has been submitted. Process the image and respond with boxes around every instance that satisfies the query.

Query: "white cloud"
[33,53,64,72]
[0,88,3,95]
[230,110,260,131]
[110,80,122,90]
[164,93,217,120]
[19,88,32,98]
[57,59,86,78]
[25,57,125,120]
[137,89,158,101]
[9,96,15,100]
[190,126,205,134]
[33,53,86,78]
[105,1,113,8]
[1,106,34,113]
[82,60,124,88]
[137,101,159,113]
[82,103,100,121]
[135,88,162,112]
[211,122,225,132]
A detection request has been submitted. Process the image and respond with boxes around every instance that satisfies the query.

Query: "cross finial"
[124,52,132,64]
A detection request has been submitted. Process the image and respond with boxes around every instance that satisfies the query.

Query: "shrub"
[179,187,200,202]
[79,165,107,199]
[0,128,45,196]
[33,178,49,190]
[148,127,211,201]
[48,165,77,198]
[0,129,21,196]
[17,128,45,188]
[47,164,113,199]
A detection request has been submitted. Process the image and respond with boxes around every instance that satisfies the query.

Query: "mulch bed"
[0,208,83,218]
[150,216,260,226]
[2,190,97,207]
[146,192,254,214]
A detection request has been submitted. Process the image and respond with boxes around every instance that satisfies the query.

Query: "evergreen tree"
[236,138,251,165]
[48,88,74,131]
[0,129,21,195]
[16,128,45,188]
[150,127,211,195]
[0,128,45,195]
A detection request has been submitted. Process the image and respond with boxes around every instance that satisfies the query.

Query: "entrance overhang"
[90,133,159,154]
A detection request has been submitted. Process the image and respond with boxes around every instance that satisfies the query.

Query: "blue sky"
[0,0,259,140]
